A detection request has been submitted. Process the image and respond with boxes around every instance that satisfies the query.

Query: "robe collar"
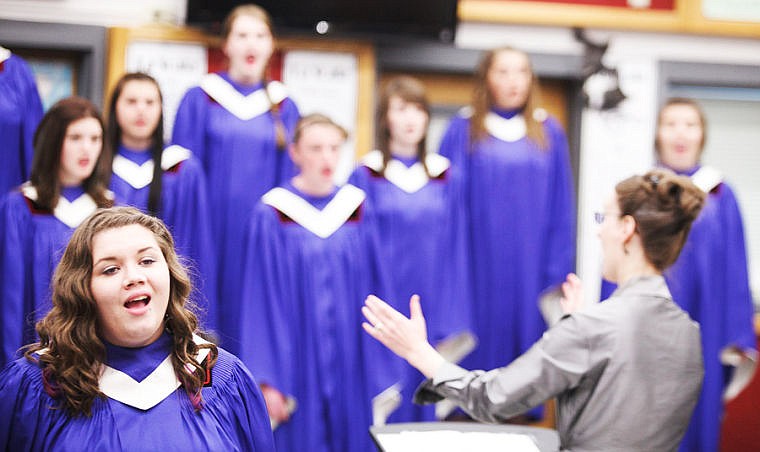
[492,107,521,119]
[484,111,526,142]
[690,165,722,193]
[200,73,287,121]
[659,163,723,194]
[458,106,547,142]
[37,334,212,411]
[104,332,173,382]
[262,184,365,238]
[361,150,450,194]
[98,334,212,411]
[112,145,192,189]
[0,47,10,64]
[21,183,101,228]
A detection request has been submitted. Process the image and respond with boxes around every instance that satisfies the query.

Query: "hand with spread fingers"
[362,294,445,379]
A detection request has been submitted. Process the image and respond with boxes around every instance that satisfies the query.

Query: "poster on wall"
[26,58,75,111]
[282,50,359,183]
[125,40,208,139]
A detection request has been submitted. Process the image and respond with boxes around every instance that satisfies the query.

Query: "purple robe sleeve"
[717,184,755,352]
[17,59,43,180]
[171,87,209,165]
[0,193,29,366]
[218,351,277,452]
[434,165,474,343]
[275,98,301,184]
[541,117,576,290]
[160,156,218,332]
[0,55,43,192]
[437,114,470,170]
[237,203,297,393]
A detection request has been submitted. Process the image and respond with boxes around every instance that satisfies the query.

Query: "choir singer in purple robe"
[1,97,113,367]
[107,72,217,333]
[654,98,756,452]
[0,207,275,451]
[437,47,576,407]
[238,114,388,452]
[172,4,300,354]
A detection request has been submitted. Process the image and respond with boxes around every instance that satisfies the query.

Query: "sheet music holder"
[370,422,560,452]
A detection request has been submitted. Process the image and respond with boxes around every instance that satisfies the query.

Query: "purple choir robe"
[237,182,391,452]
[599,165,756,452]
[0,186,105,366]
[0,333,275,451]
[109,144,218,331]
[349,150,473,422]
[600,165,756,452]
[0,52,43,194]
[438,109,576,378]
[172,73,299,353]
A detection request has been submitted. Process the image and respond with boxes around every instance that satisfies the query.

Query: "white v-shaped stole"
[690,165,723,193]
[200,74,287,121]
[262,185,366,239]
[112,145,192,189]
[21,183,99,228]
[361,150,451,194]
[0,47,10,64]
[98,335,212,411]
[484,112,527,142]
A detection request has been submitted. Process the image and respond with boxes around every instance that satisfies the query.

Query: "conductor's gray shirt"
[415,275,703,451]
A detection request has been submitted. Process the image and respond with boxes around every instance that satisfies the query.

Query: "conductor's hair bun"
[615,168,706,271]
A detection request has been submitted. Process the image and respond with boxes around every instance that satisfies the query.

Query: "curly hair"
[470,46,547,149]
[615,168,706,271]
[24,207,217,416]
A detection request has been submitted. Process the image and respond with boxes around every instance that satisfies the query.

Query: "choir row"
[0,3,755,451]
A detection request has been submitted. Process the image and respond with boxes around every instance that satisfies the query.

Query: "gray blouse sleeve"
[413,315,593,423]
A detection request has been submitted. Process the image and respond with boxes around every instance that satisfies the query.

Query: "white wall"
[0,0,186,26]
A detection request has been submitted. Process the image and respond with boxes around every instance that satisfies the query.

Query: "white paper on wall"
[283,50,359,184]
[125,40,208,140]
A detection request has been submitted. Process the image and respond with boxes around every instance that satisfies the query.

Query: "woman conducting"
[363,169,706,451]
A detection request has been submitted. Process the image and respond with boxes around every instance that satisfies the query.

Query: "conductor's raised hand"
[560,272,584,314]
[362,294,445,378]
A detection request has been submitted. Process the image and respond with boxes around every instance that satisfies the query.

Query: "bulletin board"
[106,25,376,168]
[459,0,760,38]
